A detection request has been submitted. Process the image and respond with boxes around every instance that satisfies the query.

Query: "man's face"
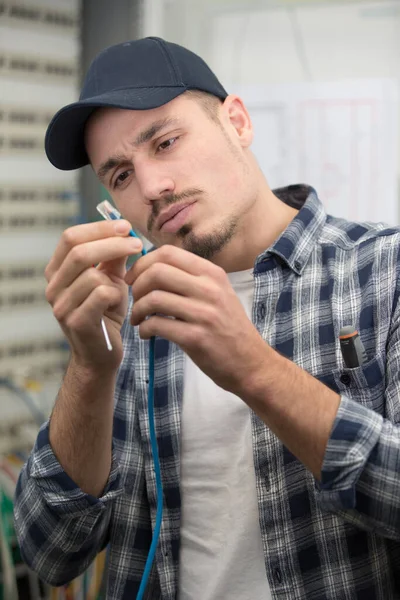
[85,93,255,260]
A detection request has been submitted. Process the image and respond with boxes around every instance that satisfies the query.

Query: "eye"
[158,137,178,151]
[113,170,132,189]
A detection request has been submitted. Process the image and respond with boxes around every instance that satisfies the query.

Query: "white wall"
[153,0,400,222]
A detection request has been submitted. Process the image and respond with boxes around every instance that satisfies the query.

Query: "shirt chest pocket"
[330,351,386,415]
[315,353,386,416]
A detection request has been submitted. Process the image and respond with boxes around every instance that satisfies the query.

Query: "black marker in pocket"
[339,326,367,368]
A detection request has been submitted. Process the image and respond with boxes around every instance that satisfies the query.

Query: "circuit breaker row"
[0,106,57,155]
[0,185,79,203]
[0,0,80,388]
[0,211,78,229]
[0,336,68,380]
[0,185,79,230]
[0,51,77,83]
[0,261,47,309]
[0,1,79,32]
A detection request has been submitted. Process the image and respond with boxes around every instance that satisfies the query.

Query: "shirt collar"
[255,184,327,275]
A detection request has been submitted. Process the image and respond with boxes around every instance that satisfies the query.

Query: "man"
[14,37,400,599]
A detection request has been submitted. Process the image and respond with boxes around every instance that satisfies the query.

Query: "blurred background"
[0,0,399,598]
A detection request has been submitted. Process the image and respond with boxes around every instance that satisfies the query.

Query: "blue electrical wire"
[136,335,162,599]
[107,218,163,598]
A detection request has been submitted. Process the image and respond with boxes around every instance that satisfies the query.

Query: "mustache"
[147,188,204,232]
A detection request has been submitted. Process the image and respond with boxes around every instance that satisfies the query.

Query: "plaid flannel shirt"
[14,185,400,599]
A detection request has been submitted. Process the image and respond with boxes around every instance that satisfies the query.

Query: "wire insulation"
[134,246,163,599]
[95,203,163,598]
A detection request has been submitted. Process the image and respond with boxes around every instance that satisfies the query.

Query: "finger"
[45,220,132,281]
[47,236,141,303]
[125,244,222,285]
[52,267,117,320]
[130,291,211,326]
[97,255,133,282]
[64,284,123,335]
[130,262,208,304]
[137,314,198,348]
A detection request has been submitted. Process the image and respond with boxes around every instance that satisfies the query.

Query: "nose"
[135,159,175,204]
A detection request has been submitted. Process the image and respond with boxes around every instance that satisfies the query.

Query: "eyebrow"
[97,155,127,183]
[96,117,181,184]
[133,117,180,147]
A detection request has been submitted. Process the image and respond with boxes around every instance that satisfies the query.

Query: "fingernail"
[114,221,129,234]
[129,238,142,249]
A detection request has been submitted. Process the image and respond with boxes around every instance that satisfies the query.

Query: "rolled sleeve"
[28,420,122,516]
[319,395,383,509]
[14,420,123,586]
[317,394,400,540]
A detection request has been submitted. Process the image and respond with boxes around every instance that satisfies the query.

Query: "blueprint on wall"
[234,80,399,225]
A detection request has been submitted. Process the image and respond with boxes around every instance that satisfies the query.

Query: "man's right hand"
[45,219,143,372]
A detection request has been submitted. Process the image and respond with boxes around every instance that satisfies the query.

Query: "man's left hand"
[125,245,268,396]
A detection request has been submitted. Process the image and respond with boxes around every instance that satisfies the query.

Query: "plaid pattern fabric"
[14,185,400,599]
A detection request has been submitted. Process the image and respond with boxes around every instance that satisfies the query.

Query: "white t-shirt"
[178,268,272,600]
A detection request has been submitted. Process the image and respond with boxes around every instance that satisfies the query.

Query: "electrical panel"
[0,0,81,432]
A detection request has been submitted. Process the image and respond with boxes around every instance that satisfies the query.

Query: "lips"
[157,201,196,231]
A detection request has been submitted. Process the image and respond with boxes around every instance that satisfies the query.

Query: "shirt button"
[294,260,301,271]
[274,568,282,583]
[340,373,351,386]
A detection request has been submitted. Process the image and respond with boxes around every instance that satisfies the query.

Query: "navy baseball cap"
[45,37,228,171]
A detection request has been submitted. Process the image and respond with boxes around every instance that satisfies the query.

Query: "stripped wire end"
[96,200,146,352]
[96,199,122,222]
[101,317,113,351]
[96,201,124,353]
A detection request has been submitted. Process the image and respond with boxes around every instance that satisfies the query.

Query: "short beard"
[176,216,239,260]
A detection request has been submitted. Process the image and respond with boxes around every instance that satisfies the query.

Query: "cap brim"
[45,86,188,171]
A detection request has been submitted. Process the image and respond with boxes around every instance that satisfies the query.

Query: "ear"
[221,95,253,149]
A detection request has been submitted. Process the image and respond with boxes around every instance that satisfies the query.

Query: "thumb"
[98,246,143,281]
